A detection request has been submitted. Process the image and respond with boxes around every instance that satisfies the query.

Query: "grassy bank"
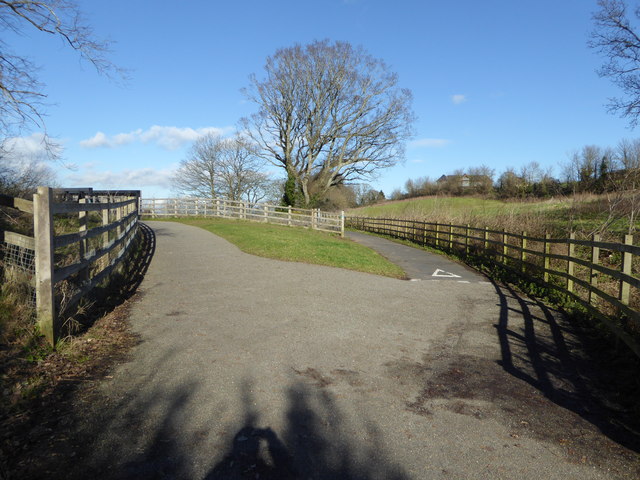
[350,194,636,237]
[159,217,406,279]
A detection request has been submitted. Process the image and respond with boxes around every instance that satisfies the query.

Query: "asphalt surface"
[59,221,638,479]
[346,231,485,282]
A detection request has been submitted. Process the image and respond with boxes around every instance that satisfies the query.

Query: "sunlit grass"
[349,194,635,236]
[162,217,406,279]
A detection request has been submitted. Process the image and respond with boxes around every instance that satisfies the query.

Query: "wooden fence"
[1,187,141,345]
[140,197,345,236]
[347,216,640,357]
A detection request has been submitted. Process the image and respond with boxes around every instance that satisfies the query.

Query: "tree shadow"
[492,278,640,453]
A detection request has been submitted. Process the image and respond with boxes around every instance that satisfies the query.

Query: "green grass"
[349,194,636,237]
[160,217,406,279]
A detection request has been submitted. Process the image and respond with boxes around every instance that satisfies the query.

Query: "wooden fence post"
[79,198,89,284]
[483,227,489,252]
[34,187,56,346]
[435,222,440,248]
[589,234,600,305]
[521,232,527,273]
[620,234,633,306]
[567,233,575,294]
[102,200,110,252]
[448,224,453,251]
[502,229,508,264]
[543,233,551,283]
[465,224,470,256]
[287,205,292,226]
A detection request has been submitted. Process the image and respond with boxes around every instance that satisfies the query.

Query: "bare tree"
[598,138,640,233]
[0,147,56,197]
[172,133,273,203]
[242,39,415,207]
[0,0,122,138]
[590,0,640,126]
[467,165,495,195]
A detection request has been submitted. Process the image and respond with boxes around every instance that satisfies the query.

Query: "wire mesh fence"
[0,240,36,306]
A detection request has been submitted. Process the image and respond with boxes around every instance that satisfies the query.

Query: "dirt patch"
[384,285,640,479]
[292,367,334,388]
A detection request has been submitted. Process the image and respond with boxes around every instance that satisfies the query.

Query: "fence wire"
[1,240,36,306]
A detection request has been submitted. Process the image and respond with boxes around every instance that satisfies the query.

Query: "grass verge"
[157,217,406,279]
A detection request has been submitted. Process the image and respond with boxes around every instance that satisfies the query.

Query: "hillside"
[348,194,636,238]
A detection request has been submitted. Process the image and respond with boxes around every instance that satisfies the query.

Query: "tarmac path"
[53,221,638,479]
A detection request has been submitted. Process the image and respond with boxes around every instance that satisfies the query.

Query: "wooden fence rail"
[140,197,345,236]
[347,216,640,357]
[1,188,141,345]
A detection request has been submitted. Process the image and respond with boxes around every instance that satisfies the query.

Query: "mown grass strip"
[159,217,406,279]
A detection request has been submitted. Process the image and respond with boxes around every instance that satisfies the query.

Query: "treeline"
[390,139,640,201]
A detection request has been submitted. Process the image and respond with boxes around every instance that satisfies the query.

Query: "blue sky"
[3,0,635,198]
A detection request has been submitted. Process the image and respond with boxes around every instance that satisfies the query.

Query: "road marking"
[432,268,461,278]
[457,280,470,284]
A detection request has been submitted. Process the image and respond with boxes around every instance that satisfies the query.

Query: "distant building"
[436,174,491,189]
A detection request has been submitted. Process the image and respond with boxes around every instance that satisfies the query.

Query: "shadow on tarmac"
[492,279,640,454]
[25,373,409,480]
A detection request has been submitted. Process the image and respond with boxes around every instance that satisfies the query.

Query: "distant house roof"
[437,174,490,187]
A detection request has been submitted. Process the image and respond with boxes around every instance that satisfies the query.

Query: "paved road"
[56,221,638,479]
[346,231,486,282]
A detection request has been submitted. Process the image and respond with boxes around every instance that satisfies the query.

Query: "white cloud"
[409,138,451,148]
[79,125,232,150]
[65,167,176,189]
[2,132,62,158]
[452,94,467,105]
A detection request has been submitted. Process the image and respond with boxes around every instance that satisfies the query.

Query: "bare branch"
[0,0,124,139]
[242,40,415,207]
[590,0,640,126]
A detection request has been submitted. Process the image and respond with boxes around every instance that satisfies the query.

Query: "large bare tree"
[590,0,640,126]
[242,40,415,207]
[172,133,274,203]
[0,0,121,139]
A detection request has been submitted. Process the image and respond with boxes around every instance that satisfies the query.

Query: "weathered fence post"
[543,233,551,283]
[483,227,489,251]
[340,211,345,237]
[287,205,292,226]
[567,233,575,294]
[79,198,89,284]
[435,222,440,248]
[34,187,56,346]
[521,232,527,273]
[589,234,600,305]
[502,229,508,265]
[448,224,453,251]
[465,224,470,256]
[620,234,633,306]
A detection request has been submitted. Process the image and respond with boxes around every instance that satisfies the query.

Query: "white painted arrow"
[432,268,461,278]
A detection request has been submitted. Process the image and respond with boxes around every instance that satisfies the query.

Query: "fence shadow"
[492,279,640,453]
[76,222,156,321]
